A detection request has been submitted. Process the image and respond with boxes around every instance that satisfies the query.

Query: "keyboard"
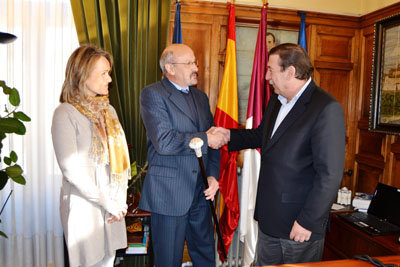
[348,212,400,234]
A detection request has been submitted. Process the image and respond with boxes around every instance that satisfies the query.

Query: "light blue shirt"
[168,79,189,94]
[271,78,312,137]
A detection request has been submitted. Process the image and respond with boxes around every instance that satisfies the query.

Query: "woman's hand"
[106,204,127,223]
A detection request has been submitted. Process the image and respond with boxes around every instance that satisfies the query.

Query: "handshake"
[206,126,230,149]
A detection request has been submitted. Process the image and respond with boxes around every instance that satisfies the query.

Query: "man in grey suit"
[213,43,345,265]
[139,44,226,267]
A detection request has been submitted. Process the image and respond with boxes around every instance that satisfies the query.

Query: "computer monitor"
[368,183,400,227]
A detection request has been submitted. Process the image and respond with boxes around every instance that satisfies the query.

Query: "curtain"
[0,0,79,266]
[70,0,171,167]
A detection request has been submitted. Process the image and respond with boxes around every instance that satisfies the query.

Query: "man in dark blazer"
[139,44,226,267]
[214,43,345,265]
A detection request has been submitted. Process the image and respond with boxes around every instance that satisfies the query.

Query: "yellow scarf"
[72,95,130,186]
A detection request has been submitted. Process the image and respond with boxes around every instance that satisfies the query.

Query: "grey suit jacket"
[139,78,220,216]
[229,80,345,240]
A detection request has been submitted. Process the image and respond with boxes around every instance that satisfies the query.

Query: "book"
[126,234,148,254]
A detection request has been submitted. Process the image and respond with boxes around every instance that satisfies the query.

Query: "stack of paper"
[352,192,373,212]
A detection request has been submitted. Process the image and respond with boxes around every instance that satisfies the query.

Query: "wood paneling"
[310,23,359,189]
[315,26,355,62]
[354,2,400,196]
[357,128,385,161]
[318,69,350,115]
[355,163,382,194]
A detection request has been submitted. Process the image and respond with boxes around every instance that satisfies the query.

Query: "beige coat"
[51,103,127,267]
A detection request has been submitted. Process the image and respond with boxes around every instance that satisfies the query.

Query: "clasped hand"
[206,126,230,149]
[106,204,128,224]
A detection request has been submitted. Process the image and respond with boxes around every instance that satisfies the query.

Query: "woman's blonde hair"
[60,44,113,103]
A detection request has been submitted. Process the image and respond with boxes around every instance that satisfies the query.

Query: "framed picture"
[236,26,298,124]
[370,13,400,135]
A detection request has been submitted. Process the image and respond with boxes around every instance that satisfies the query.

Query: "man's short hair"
[269,43,314,80]
[159,50,175,74]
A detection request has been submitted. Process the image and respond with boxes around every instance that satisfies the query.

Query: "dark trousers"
[150,183,215,267]
[254,226,325,266]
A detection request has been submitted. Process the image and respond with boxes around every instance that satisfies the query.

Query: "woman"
[52,45,130,267]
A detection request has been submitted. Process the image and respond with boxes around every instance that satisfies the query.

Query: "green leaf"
[3,157,11,165]
[0,80,11,95]
[10,151,17,162]
[0,118,26,135]
[14,111,31,122]
[6,165,23,178]
[11,175,26,185]
[0,171,9,190]
[9,88,20,106]
[0,231,7,239]
[131,161,137,177]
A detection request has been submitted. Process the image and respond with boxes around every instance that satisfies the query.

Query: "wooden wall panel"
[354,2,400,195]
[357,129,385,161]
[315,26,355,63]
[317,69,350,116]
[310,23,358,189]
[391,154,400,188]
[355,163,382,194]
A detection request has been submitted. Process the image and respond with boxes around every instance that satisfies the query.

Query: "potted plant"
[0,32,31,238]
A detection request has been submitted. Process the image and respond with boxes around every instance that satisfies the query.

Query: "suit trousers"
[253,226,324,266]
[150,180,215,267]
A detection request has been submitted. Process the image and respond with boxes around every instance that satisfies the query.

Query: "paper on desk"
[331,203,345,210]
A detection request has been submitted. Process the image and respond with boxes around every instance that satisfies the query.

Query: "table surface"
[263,255,400,266]
[127,208,150,217]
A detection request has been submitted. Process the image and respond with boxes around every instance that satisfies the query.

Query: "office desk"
[323,211,400,260]
[263,255,400,266]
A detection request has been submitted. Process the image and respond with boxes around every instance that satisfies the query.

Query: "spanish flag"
[214,2,239,261]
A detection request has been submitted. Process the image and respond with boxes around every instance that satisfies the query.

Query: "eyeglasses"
[170,59,199,67]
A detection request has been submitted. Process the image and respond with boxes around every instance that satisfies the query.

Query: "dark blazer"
[139,78,220,216]
[229,80,345,240]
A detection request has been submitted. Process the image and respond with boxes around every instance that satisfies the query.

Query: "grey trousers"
[253,226,325,266]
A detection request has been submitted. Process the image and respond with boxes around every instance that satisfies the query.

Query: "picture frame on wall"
[370,13,400,135]
[236,26,298,125]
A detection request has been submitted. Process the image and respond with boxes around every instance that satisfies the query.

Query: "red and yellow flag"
[214,2,239,262]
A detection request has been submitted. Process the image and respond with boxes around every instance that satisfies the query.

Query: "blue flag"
[172,1,182,44]
[298,11,307,52]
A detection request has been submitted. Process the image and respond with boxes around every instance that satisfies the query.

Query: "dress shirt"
[271,78,312,137]
[169,79,189,93]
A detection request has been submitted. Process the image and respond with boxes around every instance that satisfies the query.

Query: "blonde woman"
[52,45,130,267]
